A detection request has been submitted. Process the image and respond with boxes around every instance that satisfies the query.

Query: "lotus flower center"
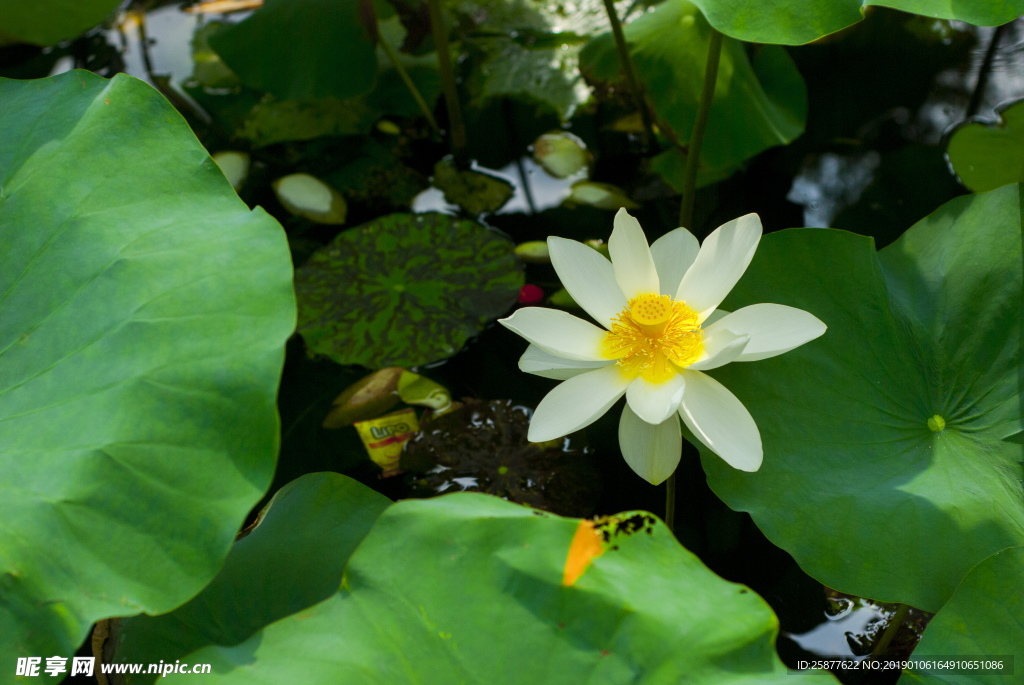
[603,294,704,383]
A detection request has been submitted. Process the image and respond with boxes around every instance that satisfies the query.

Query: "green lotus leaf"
[110,473,391,684]
[580,1,807,180]
[208,0,378,102]
[900,547,1024,684]
[0,72,295,666]
[452,0,610,119]
[691,184,1024,612]
[162,494,839,685]
[947,99,1024,193]
[432,158,515,215]
[687,0,1024,46]
[0,0,120,46]
[295,212,523,369]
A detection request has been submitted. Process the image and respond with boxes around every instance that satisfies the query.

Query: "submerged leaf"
[295,213,523,368]
[402,399,602,517]
[433,158,515,215]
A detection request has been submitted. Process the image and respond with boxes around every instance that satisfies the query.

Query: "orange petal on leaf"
[562,519,605,586]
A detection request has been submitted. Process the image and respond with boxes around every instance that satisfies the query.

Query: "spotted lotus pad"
[295,212,523,368]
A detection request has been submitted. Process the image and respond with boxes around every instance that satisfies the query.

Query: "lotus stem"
[428,0,469,167]
[601,0,657,152]
[664,472,677,533]
[377,37,442,136]
[678,27,723,230]
[871,603,910,657]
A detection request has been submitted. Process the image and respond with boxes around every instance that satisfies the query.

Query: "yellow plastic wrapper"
[354,408,419,477]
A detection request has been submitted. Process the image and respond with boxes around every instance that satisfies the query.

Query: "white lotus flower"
[499,209,826,484]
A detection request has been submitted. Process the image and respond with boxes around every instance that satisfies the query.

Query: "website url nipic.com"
[15,656,211,678]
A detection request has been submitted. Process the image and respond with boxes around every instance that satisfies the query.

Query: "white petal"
[651,227,699,297]
[519,344,613,380]
[625,373,686,424]
[704,304,826,362]
[678,370,762,471]
[676,213,762,322]
[609,208,659,300]
[499,307,608,361]
[702,308,730,326]
[548,236,628,328]
[619,405,681,485]
[528,364,633,442]
[687,331,749,371]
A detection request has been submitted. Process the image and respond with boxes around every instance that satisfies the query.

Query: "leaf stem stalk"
[678,27,723,230]
[428,0,469,167]
[602,0,657,152]
[871,603,910,657]
[665,472,676,533]
[377,37,442,136]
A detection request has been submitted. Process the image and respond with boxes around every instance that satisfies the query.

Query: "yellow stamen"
[603,294,703,383]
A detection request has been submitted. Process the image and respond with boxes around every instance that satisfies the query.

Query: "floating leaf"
[688,0,1024,45]
[160,494,839,685]
[110,474,391,684]
[515,240,551,263]
[694,184,1024,612]
[324,139,427,211]
[533,132,589,179]
[432,158,515,215]
[0,0,121,46]
[947,99,1024,193]
[295,212,523,368]
[212,151,250,190]
[900,547,1024,684]
[568,181,639,209]
[0,71,295,664]
[208,0,378,101]
[273,173,348,224]
[580,1,807,182]
[402,399,602,516]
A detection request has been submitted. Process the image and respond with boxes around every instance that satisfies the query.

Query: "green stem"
[871,603,910,657]
[428,0,468,166]
[664,473,676,533]
[378,37,442,135]
[678,27,723,230]
[601,0,656,152]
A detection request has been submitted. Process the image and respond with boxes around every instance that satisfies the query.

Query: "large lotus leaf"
[947,100,1024,193]
[900,547,1024,685]
[580,0,807,178]
[690,184,1024,612]
[163,494,839,685]
[0,0,120,46]
[111,473,391,685]
[295,212,523,369]
[0,71,295,668]
[208,0,378,102]
[687,0,1024,45]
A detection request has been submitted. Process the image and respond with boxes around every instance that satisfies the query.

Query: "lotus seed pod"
[212,151,250,191]
[272,173,347,224]
[514,240,550,263]
[533,132,588,179]
[568,181,639,210]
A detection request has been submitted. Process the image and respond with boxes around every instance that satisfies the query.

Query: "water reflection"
[783,600,886,658]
